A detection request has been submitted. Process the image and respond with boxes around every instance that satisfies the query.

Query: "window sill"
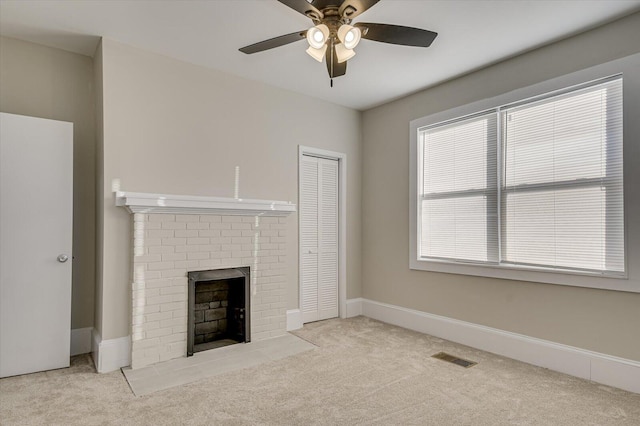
[409,258,638,293]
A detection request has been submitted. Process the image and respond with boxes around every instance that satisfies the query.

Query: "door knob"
[57,254,69,263]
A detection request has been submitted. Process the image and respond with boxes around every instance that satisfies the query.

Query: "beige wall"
[361,13,640,361]
[0,36,96,330]
[96,39,362,340]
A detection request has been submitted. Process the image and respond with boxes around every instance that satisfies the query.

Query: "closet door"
[300,155,338,323]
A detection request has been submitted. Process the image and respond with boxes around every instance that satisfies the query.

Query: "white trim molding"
[361,298,640,394]
[70,327,93,356]
[286,309,303,331]
[115,191,296,216]
[91,329,131,373]
[346,298,363,318]
[298,146,348,321]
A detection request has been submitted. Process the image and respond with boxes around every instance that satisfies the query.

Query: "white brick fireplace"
[116,192,296,369]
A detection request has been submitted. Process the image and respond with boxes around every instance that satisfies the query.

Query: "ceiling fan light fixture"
[335,43,356,63]
[306,44,327,62]
[337,25,361,49]
[306,24,330,49]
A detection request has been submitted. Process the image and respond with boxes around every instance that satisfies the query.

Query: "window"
[416,76,624,278]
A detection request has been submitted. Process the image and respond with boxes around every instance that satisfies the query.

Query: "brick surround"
[130,213,288,369]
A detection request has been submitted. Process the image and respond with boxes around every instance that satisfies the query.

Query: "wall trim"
[346,298,363,317]
[361,298,640,394]
[286,309,303,331]
[70,327,93,356]
[91,329,131,373]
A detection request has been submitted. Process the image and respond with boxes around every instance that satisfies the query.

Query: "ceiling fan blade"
[355,22,437,47]
[339,0,380,20]
[278,0,323,20]
[239,31,306,54]
[325,45,347,78]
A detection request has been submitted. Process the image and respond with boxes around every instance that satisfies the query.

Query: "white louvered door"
[300,155,339,323]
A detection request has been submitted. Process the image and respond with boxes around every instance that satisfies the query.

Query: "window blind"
[501,77,624,274]
[416,75,624,277]
[418,112,498,263]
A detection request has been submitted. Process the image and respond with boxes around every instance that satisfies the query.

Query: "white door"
[0,113,73,378]
[300,155,338,323]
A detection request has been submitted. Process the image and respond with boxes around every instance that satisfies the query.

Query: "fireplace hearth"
[187,267,250,356]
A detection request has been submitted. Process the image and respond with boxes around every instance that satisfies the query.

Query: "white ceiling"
[1,0,639,110]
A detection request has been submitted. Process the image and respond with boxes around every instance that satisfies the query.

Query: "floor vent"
[432,352,477,368]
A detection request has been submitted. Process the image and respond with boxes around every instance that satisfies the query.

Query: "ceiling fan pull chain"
[331,78,333,88]
[330,38,334,88]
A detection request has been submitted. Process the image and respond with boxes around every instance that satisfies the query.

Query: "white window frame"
[409,54,639,293]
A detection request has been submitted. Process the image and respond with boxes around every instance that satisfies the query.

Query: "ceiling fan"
[239,0,438,85]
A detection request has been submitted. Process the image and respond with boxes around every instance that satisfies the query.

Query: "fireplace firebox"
[187,267,250,356]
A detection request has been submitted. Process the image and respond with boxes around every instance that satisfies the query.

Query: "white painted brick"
[172,324,188,334]
[172,309,187,318]
[174,230,199,238]
[187,222,210,230]
[132,288,159,300]
[175,260,199,269]
[162,253,187,262]
[175,215,200,222]
[231,222,251,230]
[149,214,175,222]
[162,237,187,246]
[162,221,186,230]
[147,229,174,238]
[159,317,184,328]
[221,230,242,237]
[242,230,258,237]
[161,269,187,278]
[148,261,175,271]
[222,216,243,223]
[199,216,221,223]
[187,237,209,245]
[160,286,186,295]
[232,237,251,244]
[149,246,175,254]
[198,259,222,269]
[145,238,162,247]
[146,279,174,289]
[133,254,162,263]
[198,230,220,237]
[143,321,160,331]
[160,332,187,345]
[133,304,159,316]
[187,252,209,260]
[144,221,162,230]
[279,217,287,224]
[132,338,161,350]
[210,237,232,244]
[175,245,201,253]
[260,230,278,237]
[161,301,185,312]
[231,250,251,258]
[171,293,187,302]
[279,230,287,237]
[145,311,173,322]
[146,294,175,306]
[271,237,286,243]
[210,223,232,230]
[145,327,173,338]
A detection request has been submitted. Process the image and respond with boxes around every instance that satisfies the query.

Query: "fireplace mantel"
[115,191,296,216]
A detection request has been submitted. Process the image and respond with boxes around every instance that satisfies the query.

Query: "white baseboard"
[91,329,131,373]
[345,298,363,317]
[361,298,640,394]
[70,327,93,356]
[286,309,303,331]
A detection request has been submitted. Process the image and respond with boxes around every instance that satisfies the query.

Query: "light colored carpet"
[1,316,638,425]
